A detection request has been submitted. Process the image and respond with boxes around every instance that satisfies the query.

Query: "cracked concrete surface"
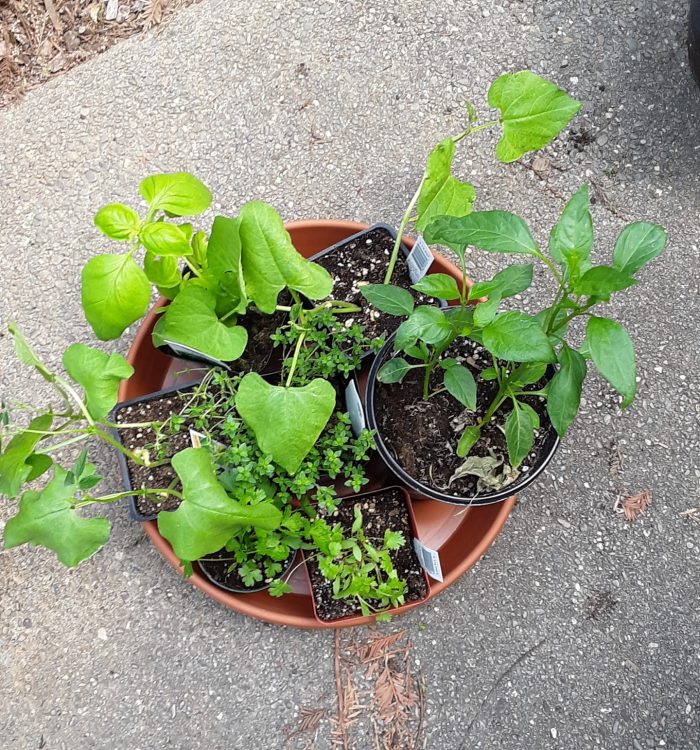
[1,1,699,748]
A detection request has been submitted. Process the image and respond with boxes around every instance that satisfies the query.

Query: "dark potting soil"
[373,339,556,498]
[114,393,193,516]
[234,305,287,374]
[197,547,296,592]
[306,488,428,621]
[313,227,437,341]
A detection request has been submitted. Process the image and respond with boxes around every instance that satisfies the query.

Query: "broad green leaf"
[207,215,247,313]
[139,172,212,216]
[546,344,587,436]
[152,285,247,362]
[480,366,499,381]
[238,201,333,313]
[425,211,539,256]
[442,361,477,410]
[406,306,453,346]
[8,323,56,384]
[444,305,474,336]
[510,362,547,386]
[3,465,110,567]
[457,425,481,457]
[62,344,134,421]
[25,454,53,483]
[482,312,556,363]
[191,230,208,266]
[584,316,636,407]
[235,373,336,473]
[139,222,192,257]
[488,71,582,163]
[144,252,181,288]
[613,222,667,275]
[415,138,476,232]
[574,265,636,299]
[94,203,140,241]
[81,254,151,340]
[473,293,501,327]
[360,284,414,316]
[411,273,462,301]
[469,264,533,301]
[377,358,412,383]
[157,448,282,561]
[548,185,593,270]
[0,414,53,498]
[519,402,541,430]
[505,402,535,467]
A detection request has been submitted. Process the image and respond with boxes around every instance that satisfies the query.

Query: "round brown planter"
[117,219,516,628]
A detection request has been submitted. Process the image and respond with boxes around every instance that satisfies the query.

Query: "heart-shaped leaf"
[3,465,110,567]
[157,447,282,562]
[0,414,53,498]
[239,201,333,313]
[235,373,336,473]
[139,172,212,216]
[152,285,247,362]
[415,138,476,231]
[488,71,581,163]
[81,254,151,340]
[62,344,134,421]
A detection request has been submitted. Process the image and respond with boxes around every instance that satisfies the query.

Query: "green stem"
[91,427,151,465]
[37,434,90,453]
[75,487,183,508]
[285,331,306,388]
[534,250,566,290]
[183,257,202,278]
[53,374,95,426]
[383,177,425,284]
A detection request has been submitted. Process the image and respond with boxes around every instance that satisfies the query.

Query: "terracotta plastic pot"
[117,219,515,628]
[365,331,560,506]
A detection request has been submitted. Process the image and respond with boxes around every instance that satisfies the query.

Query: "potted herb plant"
[360,184,667,503]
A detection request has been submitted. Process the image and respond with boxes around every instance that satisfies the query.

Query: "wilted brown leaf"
[622,489,652,521]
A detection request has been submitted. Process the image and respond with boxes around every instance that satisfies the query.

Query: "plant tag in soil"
[344,379,366,436]
[189,429,225,452]
[412,539,443,582]
[406,235,434,284]
[161,339,229,370]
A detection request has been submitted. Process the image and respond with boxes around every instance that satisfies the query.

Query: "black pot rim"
[365,331,561,507]
[197,549,298,594]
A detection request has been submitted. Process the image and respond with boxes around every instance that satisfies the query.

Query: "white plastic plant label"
[344,379,366,436]
[406,235,434,283]
[189,429,225,452]
[162,339,228,370]
[413,538,444,582]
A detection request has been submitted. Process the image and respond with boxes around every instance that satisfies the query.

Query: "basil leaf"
[583,316,636,408]
[488,71,581,163]
[482,312,556,363]
[3,465,110,567]
[143,252,181,289]
[425,211,539,256]
[415,138,476,232]
[94,203,140,241]
[139,172,212,216]
[235,374,336,474]
[360,284,414,316]
[62,344,134,421]
[81,254,151,340]
[546,344,587,437]
[152,286,247,362]
[613,222,667,275]
[139,222,193,257]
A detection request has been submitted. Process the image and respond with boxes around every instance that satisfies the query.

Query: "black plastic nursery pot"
[364,331,561,507]
[303,486,431,624]
[198,548,298,594]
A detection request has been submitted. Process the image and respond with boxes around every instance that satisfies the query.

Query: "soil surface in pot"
[306,488,428,621]
[234,305,287,374]
[197,548,296,592]
[373,339,555,498]
[313,227,437,341]
[115,393,192,516]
